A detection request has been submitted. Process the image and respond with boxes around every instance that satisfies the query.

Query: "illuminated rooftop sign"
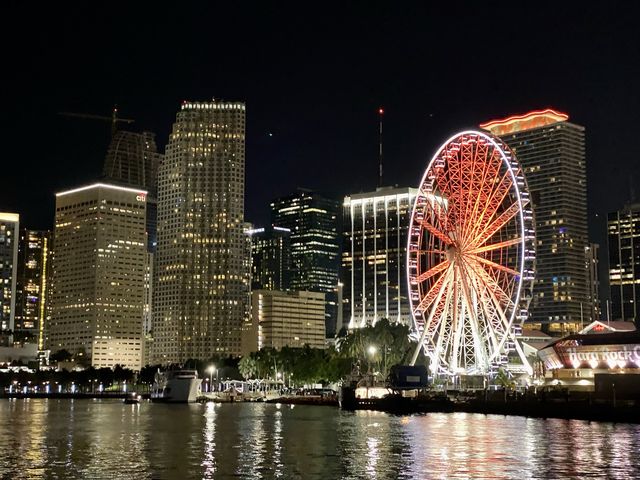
[56,183,148,198]
[480,109,569,135]
[0,212,19,222]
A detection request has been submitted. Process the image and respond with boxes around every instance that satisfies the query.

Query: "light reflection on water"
[0,400,639,479]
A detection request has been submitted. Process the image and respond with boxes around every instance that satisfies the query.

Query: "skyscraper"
[247,225,291,291]
[102,130,163,363]
[481,109,589,335]
[342,186,417,328]
[49,183,147,369]
[271,189,340,337]
[102,130,162,252]
[608,203,640,322]
[14,229,52,348]
[0,213,19,335]
[153,100,249,363]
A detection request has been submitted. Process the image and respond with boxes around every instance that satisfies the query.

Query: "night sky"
[3,2,639,246]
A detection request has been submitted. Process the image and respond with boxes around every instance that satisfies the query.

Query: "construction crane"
[59,106,135,137]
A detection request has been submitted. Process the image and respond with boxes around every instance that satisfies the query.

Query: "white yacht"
[151,369,201,403]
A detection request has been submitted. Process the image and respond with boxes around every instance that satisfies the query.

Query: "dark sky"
[3,2,639,246]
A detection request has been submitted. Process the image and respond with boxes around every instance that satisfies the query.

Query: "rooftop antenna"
[630,174,636,203]
[378,107,384,188]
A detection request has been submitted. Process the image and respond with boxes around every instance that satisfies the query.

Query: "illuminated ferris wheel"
[407,130,535,376]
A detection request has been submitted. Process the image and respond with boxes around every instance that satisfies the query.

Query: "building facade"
[14,229,52,348]
[248,226,291,291]
[585,243,601,324]
[242,290,326,354]
[49,183,147,370]
[153,100,249,363]
[608,203,640,322]
[271,189,340,337]
[481,109,589,335]
[0,213,19,335]
[342,186,417,329]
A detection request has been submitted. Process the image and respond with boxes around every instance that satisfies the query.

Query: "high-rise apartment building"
[14,229,52,348]
[49,183,147,369]
[481,109,589,335]
[248,226,291,291]
[102,130,162,252]
[242,290,326,354]
[0,213,19,335]
[271,189,340,337]
[153,100,249,363]
[608,203,640,322]
[342,186,417,329]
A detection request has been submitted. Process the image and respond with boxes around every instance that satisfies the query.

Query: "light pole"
[207,365,216,392]
[368,345,377,378]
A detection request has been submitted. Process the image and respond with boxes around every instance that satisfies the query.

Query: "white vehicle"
[151,369,201,403]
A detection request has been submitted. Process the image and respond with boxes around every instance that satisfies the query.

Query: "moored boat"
[151,369,201,403]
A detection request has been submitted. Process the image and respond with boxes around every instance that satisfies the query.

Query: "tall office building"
[247,225,291,291]
[608,203,640,322]
[242,290,326,354]
[342,186,417,329]
[271,189,340,337]
[481,109,589,335]
[49,183,147,370]
[153,100,249,363]
[14,229,52,348]
[585,243,601,323]
[0,213,19,335]
[102,130,162,252]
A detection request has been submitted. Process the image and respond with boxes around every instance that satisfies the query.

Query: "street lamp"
[368,345,377,376]
[207,365,216,392]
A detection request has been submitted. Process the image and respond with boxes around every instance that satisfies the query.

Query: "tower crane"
[59,106,135,137]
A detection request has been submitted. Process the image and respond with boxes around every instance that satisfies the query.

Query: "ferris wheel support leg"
[512,334,532,376]
[410,322,430,367]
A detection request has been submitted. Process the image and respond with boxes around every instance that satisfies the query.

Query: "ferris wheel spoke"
[458,265,489,371]
[459,260,500,359]
[416,249,447,255]
[412,268,453,366]
[458,141,492,244]
[471,271,508,358]
[465,259,514,333]
[432,281,455,369]
[414,260,449,286]
[466,237,522,255]
[413,263,453,314]
[464,258,515,324]
[470,255,520,277]
[462,149,502,242]
[464,169,513,244]
[469,201,520,249]
[419,219,454,246]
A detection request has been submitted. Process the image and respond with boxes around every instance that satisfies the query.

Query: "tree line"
[1,319,425,390]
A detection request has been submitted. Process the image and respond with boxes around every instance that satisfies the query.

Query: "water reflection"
[1,401,640,479]
[202,402,217,479]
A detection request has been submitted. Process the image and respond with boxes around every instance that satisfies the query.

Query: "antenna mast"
[378,107,384,188]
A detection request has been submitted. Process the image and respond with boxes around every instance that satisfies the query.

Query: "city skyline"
[2,3,639,244]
